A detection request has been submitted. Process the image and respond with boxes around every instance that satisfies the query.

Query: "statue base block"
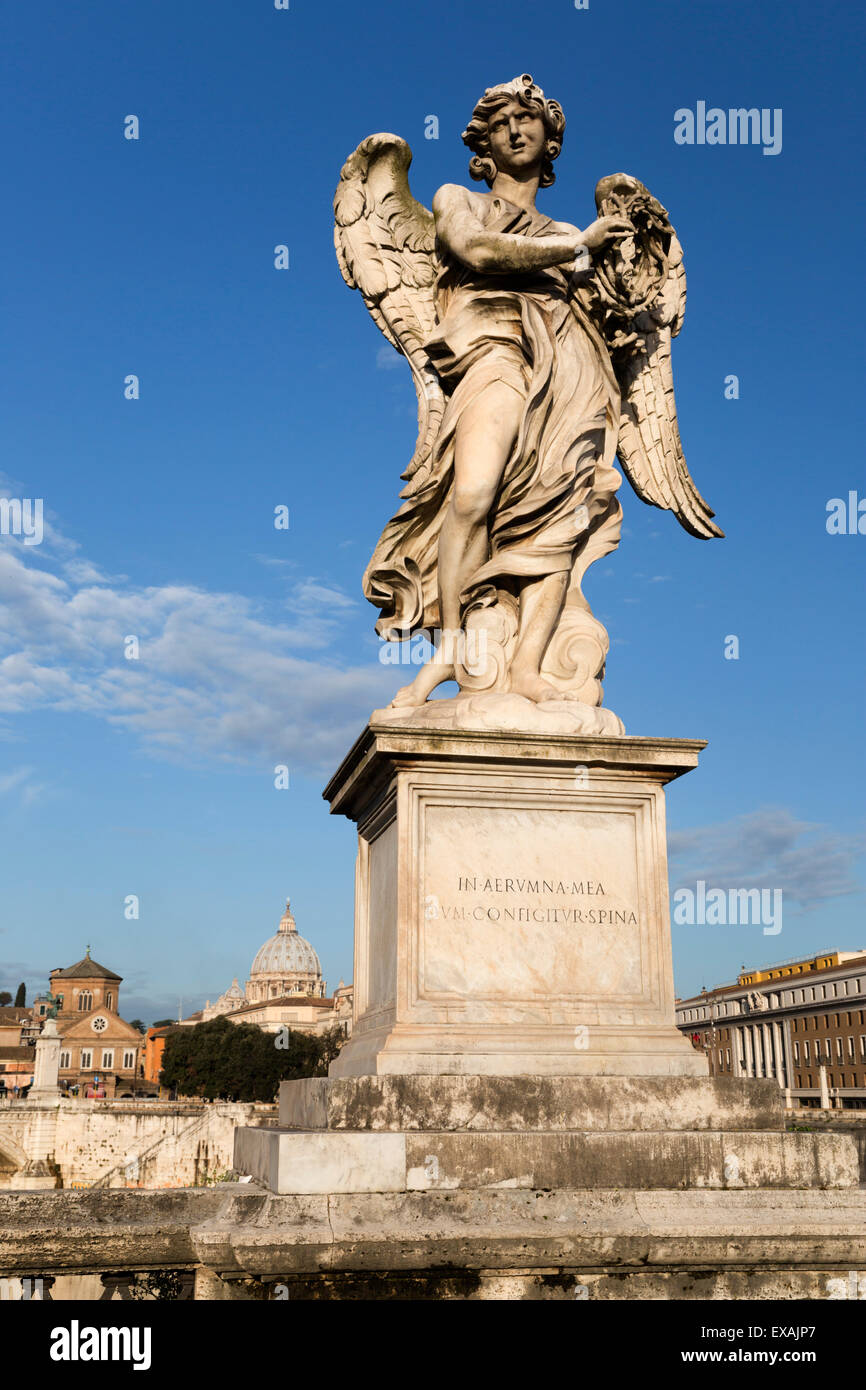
[323,719,707,1078]
[232,1075,859,1194]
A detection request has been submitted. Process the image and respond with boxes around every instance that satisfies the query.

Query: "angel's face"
[487,99,547,177]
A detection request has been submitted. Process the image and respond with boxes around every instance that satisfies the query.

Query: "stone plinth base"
[278,1074,784,1132]
[232,1074,859,1195]
[324,723,707,1078]
[234,1123,857,1195]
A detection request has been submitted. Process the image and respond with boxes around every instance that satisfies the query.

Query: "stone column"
[17,1020,61,1189]
[763,1023,773,1080]
[743,1027,754,1077]
[819,1065,830,1110]
[29,1020,61,1101]
[772,1020,786,1089]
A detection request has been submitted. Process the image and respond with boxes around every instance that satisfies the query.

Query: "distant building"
[676,949,866,1109]
[0,1007,32,1048]
[0,1007,36,1095]
[142,1023,185,1091]
[183,899,352,1040]
[48,949,147,1098]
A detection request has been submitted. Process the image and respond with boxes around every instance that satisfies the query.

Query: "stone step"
[279,1074,785,1133]
[191,1188,866,1296]
[233,1125,858,1195]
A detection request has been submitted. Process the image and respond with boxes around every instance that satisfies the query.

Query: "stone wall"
[0,1100,275,1189]
[788,1111,866,1179]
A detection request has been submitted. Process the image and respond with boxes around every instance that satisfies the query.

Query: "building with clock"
[48,949,147,1098]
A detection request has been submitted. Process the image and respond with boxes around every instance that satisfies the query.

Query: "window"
[80,1050,92,1069]
[78,991,92,1012]
[793,1018,798,1032]
[834,1013,840,1028]
[793,1042,800,1063]
[726,1048,731,1066]
[122,1051,135,1070]
[804,1040,810,1061]
[837,1037,844,1061]
[106,992,113,1010]
[829,1073,835,1087]
[101,1051,114,1069]
[860,1036,866,1060]
[59,1051,70,1069]
[848,1037,855,1059]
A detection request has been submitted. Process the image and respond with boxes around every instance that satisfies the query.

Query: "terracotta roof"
[0,1045,34,1060]
[52,957,121,981]
[0,1007,30,1024]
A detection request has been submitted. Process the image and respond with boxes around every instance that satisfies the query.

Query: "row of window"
[680,978,865,1023]
[795,1073,862,1090]
[793,1037,866,1064]
[59,1050,136,1070]
[742,957,836,983]
[792,1011,865,1031]
[74,991,113,1012]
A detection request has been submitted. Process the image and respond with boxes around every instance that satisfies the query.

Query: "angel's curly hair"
[462,74,565,189]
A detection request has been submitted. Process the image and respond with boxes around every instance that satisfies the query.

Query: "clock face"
[91,1015,108,1033]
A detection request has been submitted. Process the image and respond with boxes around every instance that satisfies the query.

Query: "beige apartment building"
[676,949,866,1109]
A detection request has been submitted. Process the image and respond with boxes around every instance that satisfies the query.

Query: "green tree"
[159,1017,343,1102]
[13,983,26,1008]
[129,1019,147,1033]
[0,992,12,1007]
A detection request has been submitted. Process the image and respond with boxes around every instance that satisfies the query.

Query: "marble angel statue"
[334,74,722,733]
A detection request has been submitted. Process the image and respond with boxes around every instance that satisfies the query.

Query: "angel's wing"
[592,174,723,540]
[334,134,445,484]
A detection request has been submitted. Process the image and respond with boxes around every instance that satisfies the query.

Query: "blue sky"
[1,0,864,1022]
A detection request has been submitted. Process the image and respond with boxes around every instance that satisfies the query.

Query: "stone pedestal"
[228,715,866,1294]
[234,1073,859,1195]
[28,1020,61,1103]
[323,720,706,1078]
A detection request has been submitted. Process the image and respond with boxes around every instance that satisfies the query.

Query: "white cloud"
[376,344,404,371]
[669,807,866,910]
[0,523,396,775]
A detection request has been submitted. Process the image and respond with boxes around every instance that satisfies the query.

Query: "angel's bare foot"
[509,670,561,703]
[390,658,456,708]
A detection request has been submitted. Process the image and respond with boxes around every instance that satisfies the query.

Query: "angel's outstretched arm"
[433,186,630,275]
[433,185,579,273]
